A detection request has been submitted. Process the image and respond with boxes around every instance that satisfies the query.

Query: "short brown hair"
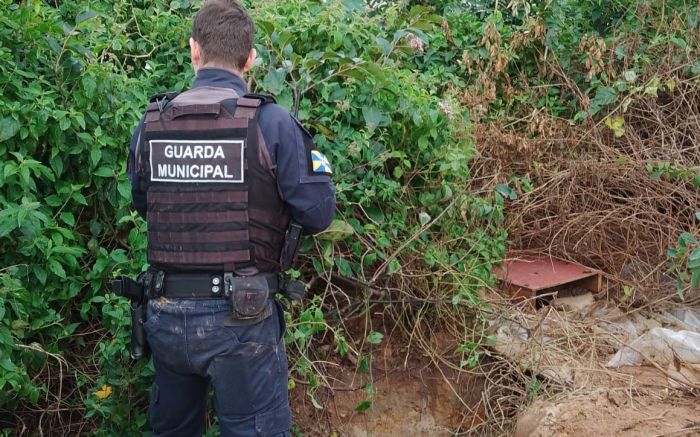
[192,0,254,70]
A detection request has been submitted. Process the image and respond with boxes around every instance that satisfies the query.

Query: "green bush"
[411,0,700,123]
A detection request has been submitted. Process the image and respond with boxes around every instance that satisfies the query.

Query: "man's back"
[126,1,335,435]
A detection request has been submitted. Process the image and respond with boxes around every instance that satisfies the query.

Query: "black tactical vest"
[135,87,290,274]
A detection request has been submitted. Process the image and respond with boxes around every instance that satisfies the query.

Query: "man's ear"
[190,37,202,71]
[242,48,256,73]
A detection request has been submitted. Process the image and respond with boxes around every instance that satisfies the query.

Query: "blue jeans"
[144,297,291,437]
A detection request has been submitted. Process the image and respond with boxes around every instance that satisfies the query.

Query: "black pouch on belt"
[224,274,272,320]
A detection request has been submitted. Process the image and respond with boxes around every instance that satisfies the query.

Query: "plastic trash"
[668,308,700,331]
[606,327,700,385]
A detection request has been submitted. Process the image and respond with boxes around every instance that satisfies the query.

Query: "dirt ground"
[290,343,486,436]
[292,363,698,437]
[290,292,700,437]
[515,367,700,437]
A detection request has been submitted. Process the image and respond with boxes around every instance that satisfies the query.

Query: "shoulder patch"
[309,149,332,175]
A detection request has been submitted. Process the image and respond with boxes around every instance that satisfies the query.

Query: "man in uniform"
[126,1,335,435]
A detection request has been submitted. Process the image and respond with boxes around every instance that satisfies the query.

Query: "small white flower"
[439,101,455,120]
[405,33,425,53]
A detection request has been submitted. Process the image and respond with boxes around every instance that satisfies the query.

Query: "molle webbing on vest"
[147,190,247,204]
[137,86,289,273]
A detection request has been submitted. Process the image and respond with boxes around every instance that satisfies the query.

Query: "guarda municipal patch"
[149,140,245,183]
[310,150,332,175]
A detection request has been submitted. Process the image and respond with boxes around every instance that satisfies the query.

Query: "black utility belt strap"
[150,271,278,299]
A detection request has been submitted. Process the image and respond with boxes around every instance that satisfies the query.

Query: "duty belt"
[148,271,279,299]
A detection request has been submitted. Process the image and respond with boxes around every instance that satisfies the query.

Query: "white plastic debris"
[606,327,700,385]
[666,307,700,331]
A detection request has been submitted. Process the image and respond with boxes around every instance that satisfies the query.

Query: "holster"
[112,274,151,360]
[278,222,307,301]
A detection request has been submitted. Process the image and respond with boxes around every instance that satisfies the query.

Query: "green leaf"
[257,20,274,36]
[691,60,700,75]
[358,355,369,373]
[0,358,17,372]
[604,115,625,138]
[60,212,75,227]
[0,118,20,142]
[367,331,383,345]
[418,212,431,226]
[315,219,354,241]
[312,257,324,275]
[59,118,71,131]
[643,76,660,97]
[310,395,324,410]
[3,162,17,179]
[33,265,47,285]
[117,180,131,200]
[375,37,392,55]
[692,269,700,289]
[76,10,98,25]
[354,400,372,412]
[110,249,129,263]
[75,114,86,130]
[72,192,88,205]
[45,195,62,207]
[48,259,66,279]
[335,256,353,277]
[362,106,390,131]
[679,232,697,247]
[94,166,113,177]
[262,68,286,95]
[589,87,618,116]
[495,184,517,200]
[359,62,387,84]
[45,35,61,53]
[387,259,401,274]
[343,0,364,13]
[82,76,97,96]
[90,149,101,167]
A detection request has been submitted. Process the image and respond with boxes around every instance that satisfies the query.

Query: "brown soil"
[290,296,700,437]
[291,357,699,437]
[515,368,700,437]
[290,335,485,437]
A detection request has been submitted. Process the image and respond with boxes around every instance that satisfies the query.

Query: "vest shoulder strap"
[232,93,277,119]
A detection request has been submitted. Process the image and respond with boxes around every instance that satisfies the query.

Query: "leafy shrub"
[0,0,166,432]
[410,0,700,123]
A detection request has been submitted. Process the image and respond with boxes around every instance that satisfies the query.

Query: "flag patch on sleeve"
[310,150,332,175]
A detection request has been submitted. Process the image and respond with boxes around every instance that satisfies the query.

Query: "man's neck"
[196,63,243,78]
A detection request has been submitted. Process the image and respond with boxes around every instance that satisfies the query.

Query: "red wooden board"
[495,257,598,291]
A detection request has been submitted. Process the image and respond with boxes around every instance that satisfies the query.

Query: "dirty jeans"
[144,297,291,437]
